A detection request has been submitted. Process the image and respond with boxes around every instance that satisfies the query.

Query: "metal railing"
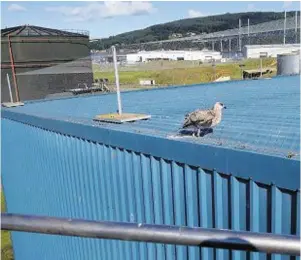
[1,213,300,256]
[60,29,90,37]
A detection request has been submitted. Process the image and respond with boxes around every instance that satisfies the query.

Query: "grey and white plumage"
[182,102,227,137]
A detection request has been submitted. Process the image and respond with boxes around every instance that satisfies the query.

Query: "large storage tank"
[1,25,92,102]
[277,52,300,75]
[2,76,300,260]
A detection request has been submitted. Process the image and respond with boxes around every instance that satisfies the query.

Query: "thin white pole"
[112,46,122,115]
[284,11,287,45]
[295,11,298,43]
[247,18,250,45]
[238,19,242,52]
[6,73,13,103]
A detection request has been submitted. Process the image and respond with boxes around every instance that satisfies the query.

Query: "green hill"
[90,11,297,50]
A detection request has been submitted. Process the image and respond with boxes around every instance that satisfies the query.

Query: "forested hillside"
[90,11,296,50]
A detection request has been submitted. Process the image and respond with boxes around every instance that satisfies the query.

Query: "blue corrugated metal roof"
[3,75,300,159]
[3,116,300,260]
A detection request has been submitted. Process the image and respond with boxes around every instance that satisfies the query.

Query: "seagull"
[181,102,227,137]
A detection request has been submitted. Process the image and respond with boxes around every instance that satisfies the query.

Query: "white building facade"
[126,50,222,63]
[243,44,300,59]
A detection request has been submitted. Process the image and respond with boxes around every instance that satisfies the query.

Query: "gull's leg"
[192,128,197,137]
[197,128,201,137]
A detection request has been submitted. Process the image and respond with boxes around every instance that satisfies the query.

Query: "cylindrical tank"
[1,25,92,102]
[277,52,300,76]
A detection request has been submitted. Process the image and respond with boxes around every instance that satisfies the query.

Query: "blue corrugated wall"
[2,118,300,260]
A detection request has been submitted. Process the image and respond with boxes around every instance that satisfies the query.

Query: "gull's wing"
[183,109,215,128]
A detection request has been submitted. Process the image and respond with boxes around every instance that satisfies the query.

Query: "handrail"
[1,213,300,256]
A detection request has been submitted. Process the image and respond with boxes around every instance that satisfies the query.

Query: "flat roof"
[244,44,300,49]
[3,75,300,160]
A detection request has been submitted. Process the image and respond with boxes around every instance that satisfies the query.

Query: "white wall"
[126,50,222,63]
[126,54,141,63]
[244,44,300,59]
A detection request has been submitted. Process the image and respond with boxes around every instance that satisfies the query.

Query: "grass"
[1,191,14,260]
[94,58,277,88]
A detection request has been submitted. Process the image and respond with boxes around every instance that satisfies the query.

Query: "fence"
[110,14,300,51]
[2,213,300,256]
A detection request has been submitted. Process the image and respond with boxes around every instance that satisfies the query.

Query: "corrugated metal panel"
[1,25,88,37]
[2,118,300,260]
[3,76,300,158]
[2,80,300,190]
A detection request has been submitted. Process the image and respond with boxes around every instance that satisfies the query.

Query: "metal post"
[238,18,242,52]
[295,11,298,43]
[229,38,231,52]
[2,213,300,256]
[260,58,263,77]
[8,35,20,102]
[212,41,214,51]
[284,11,287,45]
[220,40,223,52]
[112,45,122,115]
[239,64,245,80]
[247,18,250,45]
[6,73,14,103]
[259,53,267,78]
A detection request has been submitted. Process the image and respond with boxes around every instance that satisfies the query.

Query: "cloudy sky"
[1,1,299,38]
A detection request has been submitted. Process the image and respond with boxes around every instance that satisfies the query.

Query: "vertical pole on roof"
[238,18,242,52]
[247,18,250,45]
[6,73,13,103]
[112,45,122,115]
[283,11,287,45]
[295,11,298,43]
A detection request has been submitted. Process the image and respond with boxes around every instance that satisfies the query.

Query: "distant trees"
[89,11,299,50]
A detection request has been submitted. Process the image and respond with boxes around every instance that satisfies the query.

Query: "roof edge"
[2,109,300,191]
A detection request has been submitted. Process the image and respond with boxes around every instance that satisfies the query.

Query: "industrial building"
[126,49,222,63]
[2,75,299,259]
[1,25,92,102]
[243,44,300,58]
